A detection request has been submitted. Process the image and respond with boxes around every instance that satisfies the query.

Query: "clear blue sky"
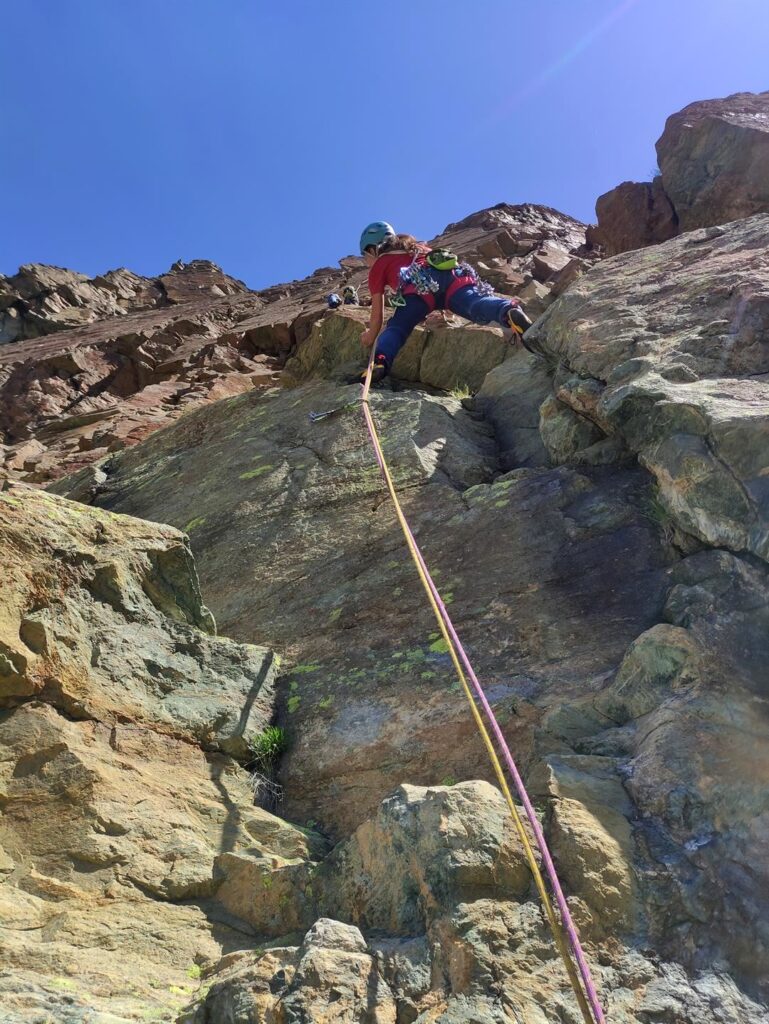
[2,1,767,288]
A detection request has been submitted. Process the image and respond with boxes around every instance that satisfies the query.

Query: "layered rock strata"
[0,260,249,346]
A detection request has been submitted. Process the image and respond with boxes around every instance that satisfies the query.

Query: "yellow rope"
[359,352,595,1024]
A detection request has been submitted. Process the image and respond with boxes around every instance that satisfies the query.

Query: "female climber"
[356,220,533,383]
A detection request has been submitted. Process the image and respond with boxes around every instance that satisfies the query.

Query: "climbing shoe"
[504,301,533,337]
[345,354,389,386]
[368,354,389,384]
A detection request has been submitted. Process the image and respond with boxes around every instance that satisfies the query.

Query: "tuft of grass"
[449,384,472,400]
[247,725,287,772]
[246,725,287,814]
[641,489,676,544]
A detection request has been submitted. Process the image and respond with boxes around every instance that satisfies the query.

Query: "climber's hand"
[360,328,376,349]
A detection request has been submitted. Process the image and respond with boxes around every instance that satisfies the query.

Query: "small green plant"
[641,489,676,544]
[247,725,287,813]
[449,384,472,400]
[186,964,202,981]
[247,725,287,773]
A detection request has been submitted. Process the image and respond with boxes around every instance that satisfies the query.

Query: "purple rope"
[361,395,606,1024]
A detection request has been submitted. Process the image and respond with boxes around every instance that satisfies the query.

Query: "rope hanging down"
[357,347,607,1024]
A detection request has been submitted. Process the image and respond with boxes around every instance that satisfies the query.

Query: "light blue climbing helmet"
[359,221,396,254]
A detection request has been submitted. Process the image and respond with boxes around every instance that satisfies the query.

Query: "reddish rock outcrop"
[591,91,769,254]
[592,179,678,255]
[657,90,769,231]
[0,259,249,345]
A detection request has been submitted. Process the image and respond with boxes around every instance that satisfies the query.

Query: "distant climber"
[327,292,343,309]
[355,221,533,383]
[342,284,360,305]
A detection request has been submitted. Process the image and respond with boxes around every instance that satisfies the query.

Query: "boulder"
[317,782,532,934]
[0,486,277,755]
[525,214,769,561]
[657,91,769,231]
[593,178,678,255]
[282,308,510,393]
[180,920,397,1024]
[590,92,769,256]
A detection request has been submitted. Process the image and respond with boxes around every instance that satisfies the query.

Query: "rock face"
[471,210,769,1001]
[592,91,769,254]
[0,486,325,1022]
[48,201,769,1017]
[4,172,769,1022]
[184,784,768,1024]
[0,204,589,487]
[0,259,249,345]
[525,214,769,563]
[56,382,670,846]
[0,288,291,488]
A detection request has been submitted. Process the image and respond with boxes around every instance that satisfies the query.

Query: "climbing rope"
[357,346,607,1024]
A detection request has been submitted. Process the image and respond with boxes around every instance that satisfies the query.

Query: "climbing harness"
[384,248,495,314]
[398,250,496,301]
[343,347,608,1024]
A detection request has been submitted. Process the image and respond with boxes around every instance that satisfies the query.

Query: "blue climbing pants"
[375,285,515,367]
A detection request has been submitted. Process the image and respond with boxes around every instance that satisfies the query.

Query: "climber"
[355,221,533,383]
[327,292,343,309]
[342,284,360,305]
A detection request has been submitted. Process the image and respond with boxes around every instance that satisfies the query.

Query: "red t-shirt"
[368,251,420,295]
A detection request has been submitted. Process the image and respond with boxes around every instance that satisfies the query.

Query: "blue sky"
[2,1,767,288]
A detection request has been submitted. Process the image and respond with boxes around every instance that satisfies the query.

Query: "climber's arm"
[361,292,384,348]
